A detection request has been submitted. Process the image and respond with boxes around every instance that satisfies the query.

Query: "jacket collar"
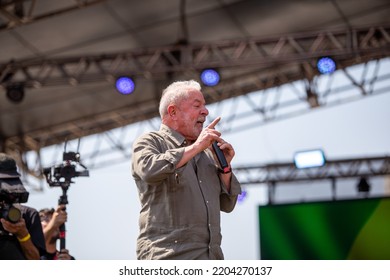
[159,124,187,147]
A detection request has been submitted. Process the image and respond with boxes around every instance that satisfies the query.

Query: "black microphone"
[212,142,230,173]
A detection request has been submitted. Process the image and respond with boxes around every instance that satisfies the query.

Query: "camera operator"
[0,153,46,260]
[39,206,75,260]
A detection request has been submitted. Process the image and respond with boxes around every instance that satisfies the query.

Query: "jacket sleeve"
[132,133,185,185]
[219,173,242,213]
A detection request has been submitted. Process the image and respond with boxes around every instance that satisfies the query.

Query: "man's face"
[175,89,209,141]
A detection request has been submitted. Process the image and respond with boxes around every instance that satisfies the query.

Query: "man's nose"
[201,106,209,116]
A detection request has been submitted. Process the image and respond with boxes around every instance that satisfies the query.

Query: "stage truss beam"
[1,24,389,89]
[234,156,390,185]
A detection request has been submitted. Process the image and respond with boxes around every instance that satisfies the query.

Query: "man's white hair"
[159,80,202,118]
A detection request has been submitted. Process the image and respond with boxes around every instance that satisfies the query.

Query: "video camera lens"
[1,204,22,223]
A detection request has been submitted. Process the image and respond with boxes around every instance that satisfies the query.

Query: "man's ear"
[167,105,176,118]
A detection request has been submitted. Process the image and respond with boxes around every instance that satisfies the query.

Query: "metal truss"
[0,0,106,32]
[233,156,390,185]
[234,156,390,204]
[1,24,389,88]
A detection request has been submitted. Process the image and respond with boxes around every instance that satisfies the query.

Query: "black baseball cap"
[0,153,21,179]
[0,153,29,203]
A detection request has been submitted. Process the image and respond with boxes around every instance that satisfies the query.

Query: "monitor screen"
[258,197,390,259]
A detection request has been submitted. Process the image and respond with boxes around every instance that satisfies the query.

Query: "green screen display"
[259,197,390,259]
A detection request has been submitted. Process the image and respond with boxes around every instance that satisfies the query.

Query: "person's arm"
[176,142,204,168]
[0,218,40,260]
[219,172,233,193]
[132,134,185,184]
[219,173,241,212]
[43,205,67,253]
[43,205,67,239]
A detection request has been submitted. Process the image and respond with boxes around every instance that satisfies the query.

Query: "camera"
[41,148,89,250]
[0,178,29,223]
[43,151,89,188]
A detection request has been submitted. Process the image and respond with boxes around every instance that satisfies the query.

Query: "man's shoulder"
[133,124,184,149]
[20,205,39,214]
[135,130,165,143]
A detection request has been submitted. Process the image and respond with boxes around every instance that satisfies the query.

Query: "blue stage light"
[317,57,336,74]
[237,190,247,203]
[200,69,220,86]
[115,77,135,94]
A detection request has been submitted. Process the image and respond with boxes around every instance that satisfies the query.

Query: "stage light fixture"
[317,57,336,74]
[115,76,135,95]
[237,190,247,203]
[6,83,25,103]
[294,149,326,169]
[200,69,220,87]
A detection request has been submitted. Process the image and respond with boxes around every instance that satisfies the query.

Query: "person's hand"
[199,117,236,165]
[51,205,67,228]
[56,249,72,260]
[194,117,222,151]
[0,217,29,239]
[213,138,236,166]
